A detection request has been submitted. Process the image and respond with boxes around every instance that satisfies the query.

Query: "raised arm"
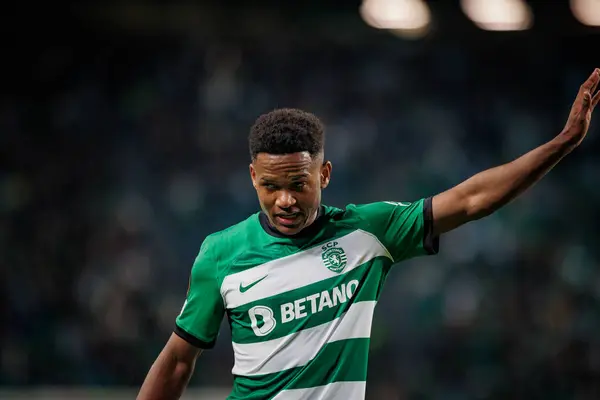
[137,333,202,400]
[432,68,600,236]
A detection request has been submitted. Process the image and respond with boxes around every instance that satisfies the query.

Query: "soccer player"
[137,69,600,400]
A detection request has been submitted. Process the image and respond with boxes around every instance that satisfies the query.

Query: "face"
[250,152,332,236]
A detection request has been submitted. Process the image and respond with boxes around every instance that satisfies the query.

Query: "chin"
[276,223,303,236]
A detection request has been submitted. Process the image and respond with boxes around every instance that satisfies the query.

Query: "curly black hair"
[249,108,325,160]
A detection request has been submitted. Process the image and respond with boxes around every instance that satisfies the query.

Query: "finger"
[592,70,600,94]
[583,91,592,109]
[581,68,600,92]
[593,90,600,108]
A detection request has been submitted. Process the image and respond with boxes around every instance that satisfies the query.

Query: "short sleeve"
[174,239,225,349]
[353,197,439,262]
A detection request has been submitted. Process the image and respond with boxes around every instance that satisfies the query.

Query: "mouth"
[274,213,302,226]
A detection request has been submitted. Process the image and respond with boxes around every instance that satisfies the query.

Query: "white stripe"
[231,301,376,376]
[221,230,391,309]
[272,381,366,400]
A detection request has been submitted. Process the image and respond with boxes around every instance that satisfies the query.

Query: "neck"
[302,208,320,229]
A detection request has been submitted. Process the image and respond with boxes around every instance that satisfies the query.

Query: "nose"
[275,190,297,209]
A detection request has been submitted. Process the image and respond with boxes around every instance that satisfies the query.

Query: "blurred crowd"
[3,3,600,399]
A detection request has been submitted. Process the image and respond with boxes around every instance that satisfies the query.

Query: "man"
[138,69,600,400]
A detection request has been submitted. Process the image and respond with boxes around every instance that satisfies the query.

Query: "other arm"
[433,68,600,235]
[138,238,225,400]
[137,333,201,400]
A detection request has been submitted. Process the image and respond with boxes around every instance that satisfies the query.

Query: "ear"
[320,161,332,189]
[249,163,258,189]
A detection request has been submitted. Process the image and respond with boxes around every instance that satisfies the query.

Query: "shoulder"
[321,202,393,221]
[333,201,399,221]
[334,200,425,230]
[195,212,272,275]
[319,203,385,232]
[344,200,423,217]
[345,201,418,212]
[205,213,260,243]
[200,212,261,259]
[189,213,261,284]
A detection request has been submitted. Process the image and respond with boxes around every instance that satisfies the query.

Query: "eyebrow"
[290,175,308,181]
[259,175,308,183]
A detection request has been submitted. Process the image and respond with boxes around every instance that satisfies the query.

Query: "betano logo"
[247,279,360,337]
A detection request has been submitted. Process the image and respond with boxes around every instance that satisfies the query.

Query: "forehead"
[253,152,319,178]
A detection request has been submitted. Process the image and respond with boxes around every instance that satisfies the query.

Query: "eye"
[292,182,306,191]
[264,183,278,191]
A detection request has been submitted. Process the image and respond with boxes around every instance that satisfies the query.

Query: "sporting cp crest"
[321,242,348,273]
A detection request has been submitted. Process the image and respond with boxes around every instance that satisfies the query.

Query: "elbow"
[166,348,197,385]
[465,194,496,221]
[173,358,194,381]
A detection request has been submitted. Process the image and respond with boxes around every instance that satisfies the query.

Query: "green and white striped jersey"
[175,198,438,400]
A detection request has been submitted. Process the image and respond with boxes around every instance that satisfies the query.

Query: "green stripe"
[230,258,392,344]
[227,338,370,400]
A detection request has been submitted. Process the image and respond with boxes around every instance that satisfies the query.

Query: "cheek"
[257,191,275,207]
[299,186,321,207]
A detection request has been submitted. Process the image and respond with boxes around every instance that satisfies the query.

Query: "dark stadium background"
[2,1,600,399]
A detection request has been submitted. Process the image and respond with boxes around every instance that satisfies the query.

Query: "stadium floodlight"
[360,0,432,38]
[460,0,533,31]
[570,0,600,26]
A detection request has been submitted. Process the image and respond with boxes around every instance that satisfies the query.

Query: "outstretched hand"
[562,68,600,146]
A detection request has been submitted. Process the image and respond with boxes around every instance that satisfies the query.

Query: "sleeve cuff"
[174,324,216,349]
[423,197,440,255]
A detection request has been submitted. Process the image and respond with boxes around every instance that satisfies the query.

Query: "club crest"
[322,244,347,273]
